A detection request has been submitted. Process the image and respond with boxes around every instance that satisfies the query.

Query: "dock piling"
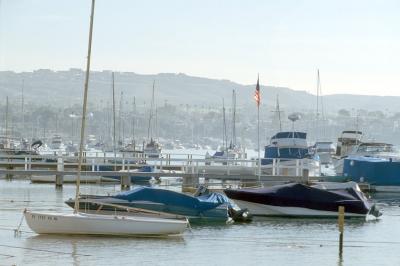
[121,175,131,190]
[55,152,64,188]
[182,174,199,192]
[338,206,345,255]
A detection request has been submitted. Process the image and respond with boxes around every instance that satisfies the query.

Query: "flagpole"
[254,74,261,185]
[257,103,261,183]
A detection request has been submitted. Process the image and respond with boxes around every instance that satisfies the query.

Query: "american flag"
[254,75,260,107]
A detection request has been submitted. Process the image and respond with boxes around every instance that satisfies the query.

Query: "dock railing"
[0,152,320,181]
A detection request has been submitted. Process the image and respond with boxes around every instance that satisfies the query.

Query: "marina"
[1,0,400,265]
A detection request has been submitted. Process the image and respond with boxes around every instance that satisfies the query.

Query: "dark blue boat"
[343,156,400,191]
[98,165,154,183]
[225,182,380,218]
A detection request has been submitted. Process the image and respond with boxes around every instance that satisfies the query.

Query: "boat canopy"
[113,187,232,211]
[356,142,394,153]
[271,132,306,140]
[225,183,371,215]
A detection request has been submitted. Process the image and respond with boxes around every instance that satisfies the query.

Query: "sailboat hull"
[24,210,188,236]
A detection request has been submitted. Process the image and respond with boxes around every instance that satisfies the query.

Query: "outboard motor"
[31,140,43,150]
[369,204,382,218]
[193,185,209,197]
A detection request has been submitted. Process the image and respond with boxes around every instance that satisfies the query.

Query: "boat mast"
[21,80,25,141]
[222,99,227,151]
[119,91,124,146]
[276,94,282,131]
[316,69,320,141]
[231,89,236,149]
[155,106,158,141]
[112,72,116,170]
[132,96,136,146]
[147,80,155,141]
[74,0,95,213]
[5,96,8,146]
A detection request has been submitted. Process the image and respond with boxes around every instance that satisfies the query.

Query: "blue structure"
[262,131,311,165]
[98,165,154,183]
[343,156,400,187]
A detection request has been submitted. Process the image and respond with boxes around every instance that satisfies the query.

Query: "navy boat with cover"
[224,182,380,218]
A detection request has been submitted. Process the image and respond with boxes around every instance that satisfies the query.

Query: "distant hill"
[0,69,399,112]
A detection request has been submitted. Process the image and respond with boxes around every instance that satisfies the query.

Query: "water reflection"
[23,233,186,265]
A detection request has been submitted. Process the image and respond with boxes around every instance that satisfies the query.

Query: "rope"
[0,244,91,256]
[13,211,25,237]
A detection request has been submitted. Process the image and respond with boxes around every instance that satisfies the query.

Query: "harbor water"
[1,179,400,266]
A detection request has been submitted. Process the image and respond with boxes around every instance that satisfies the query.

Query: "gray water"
[1,179,400,266]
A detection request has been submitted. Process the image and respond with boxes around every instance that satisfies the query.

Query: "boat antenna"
[74,0,95,214]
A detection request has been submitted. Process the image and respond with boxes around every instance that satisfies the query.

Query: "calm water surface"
[1,179,400,266]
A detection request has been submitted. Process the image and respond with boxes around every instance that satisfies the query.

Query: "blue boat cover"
[113,187,231,212]
[343,156,400,186]
[212,151,225,157]
[224,183,370,215]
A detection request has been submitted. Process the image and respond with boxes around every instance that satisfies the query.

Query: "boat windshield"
[357,143,395,153]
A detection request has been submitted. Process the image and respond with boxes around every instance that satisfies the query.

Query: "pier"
[0,152,319,189]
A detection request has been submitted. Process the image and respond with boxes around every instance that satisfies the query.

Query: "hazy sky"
[1,0,399,96]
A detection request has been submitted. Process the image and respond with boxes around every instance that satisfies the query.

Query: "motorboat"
[66,186,251,223]
[261,131,320,176]
[334,132,396,175]
[224,182,380,218]
[49,134,64,150]
[312,141,336,165]
[335,130,363,158]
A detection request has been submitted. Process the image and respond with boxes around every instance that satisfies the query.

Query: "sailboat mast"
[5,96,8,145]
[319,71,325,138]
[155,106,158,141]
[132,96,136,144]
[21,80,25,140]
[147,81,155,140]
[316,69,320,141]
[119,91,124,145]
[232,89,236,148]
[276,95,282,131]
[112,72,117,170]
[222,99,227,151]
[74,0,95,214]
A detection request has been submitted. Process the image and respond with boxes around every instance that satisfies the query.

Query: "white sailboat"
[24,0,188,236]
[24,210,188,236]
[144,81,161,157]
